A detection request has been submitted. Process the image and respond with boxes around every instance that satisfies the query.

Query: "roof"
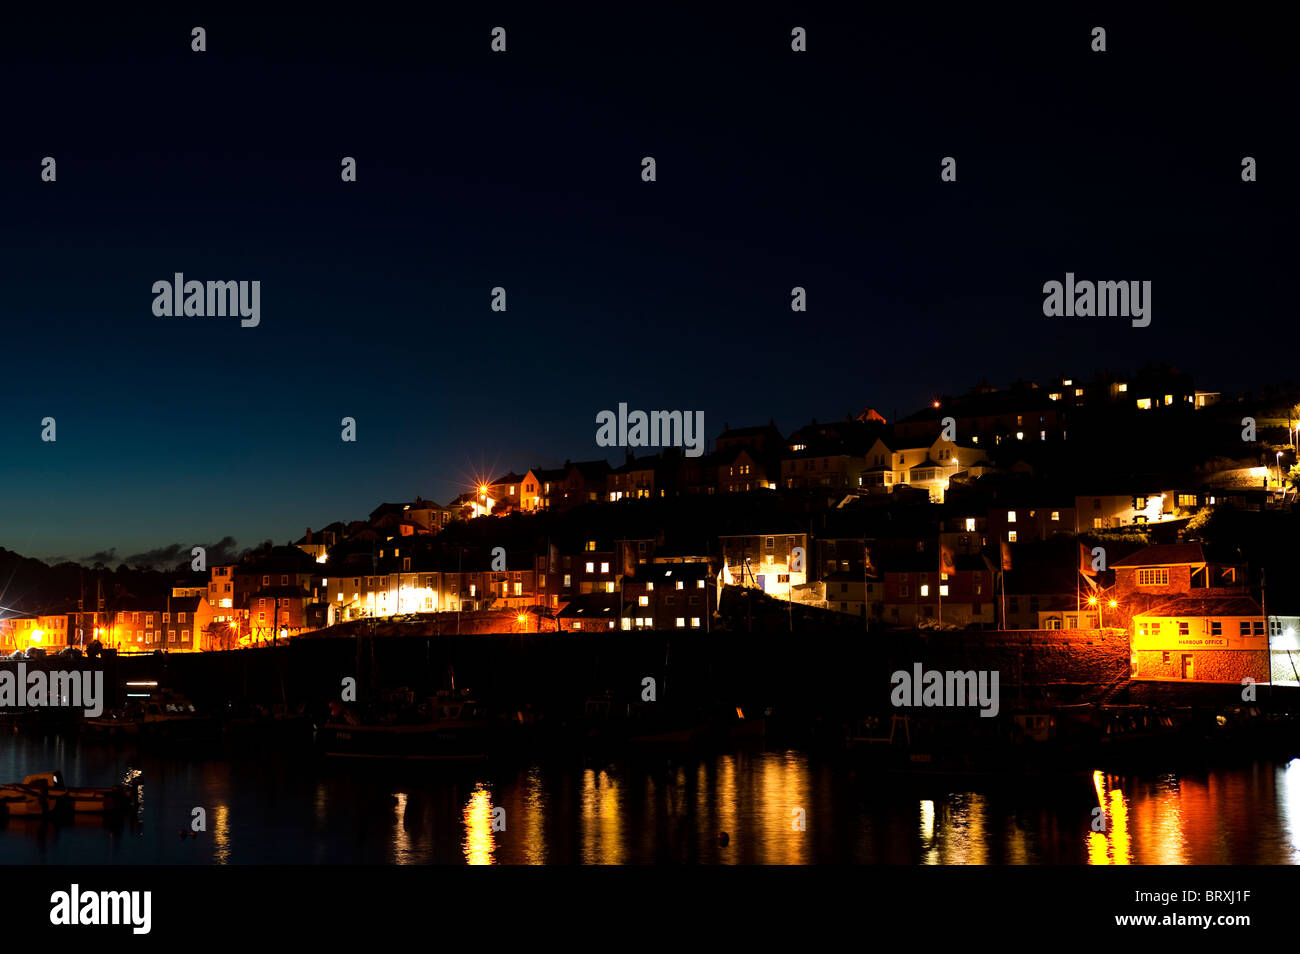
[627,563,710,584]
[489,472,525,486]
[1136,595,1263,618]
[567,460,612,480]
[555,593,626,618]
[1110,544,1207,568]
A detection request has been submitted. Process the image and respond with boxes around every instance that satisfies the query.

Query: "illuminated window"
[1007,511,1016,522]
[646,582,654,591]
[1118,383,1128,392]
[965,518,976,531]
[585,562,594,573]
[1008,531,1017,542]
[676,618,686,628]
[939,585,949,597]
[639,596,649,606]
[920,585,930,597]
[563,574,571,587]
[600,562,609,574]
[691,618,701,628]
[1136,569,1169,586]
[1051,511,1059,521]
[1136,398,1152,410]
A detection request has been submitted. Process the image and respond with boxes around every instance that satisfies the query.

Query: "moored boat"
[2,771,139,816]
[316,689,501,761]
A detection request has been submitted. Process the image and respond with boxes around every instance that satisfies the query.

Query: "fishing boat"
[84,691,213,739]
[316,689,501,761]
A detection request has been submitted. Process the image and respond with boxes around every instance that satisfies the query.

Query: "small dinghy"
[3,771,139,816]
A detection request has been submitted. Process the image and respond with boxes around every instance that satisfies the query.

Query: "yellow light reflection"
[1087,772,1132,865]
[463,784,496,865]
[580,769,624,864]
[211,804,231,865]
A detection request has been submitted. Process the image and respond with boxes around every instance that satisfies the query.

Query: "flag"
[939,541,956,575]
[863,545,876,576]
[1000,538,1012,571]
[622,541,636,578]
[721,563,735,585]
[547,542,558,575]
[1079,542,1098,577]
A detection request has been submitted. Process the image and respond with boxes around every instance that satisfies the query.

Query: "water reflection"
[1,737,1298,865]
[462,784,495,865]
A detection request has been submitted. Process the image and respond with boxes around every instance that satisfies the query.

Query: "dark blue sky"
[1,6,1294,563]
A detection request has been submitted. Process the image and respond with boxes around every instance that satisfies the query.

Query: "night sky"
[1,6,1293,563]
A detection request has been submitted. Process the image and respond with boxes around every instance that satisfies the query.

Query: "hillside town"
[4,364,1300,689]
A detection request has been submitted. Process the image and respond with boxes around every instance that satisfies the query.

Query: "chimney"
[306,527,313,543]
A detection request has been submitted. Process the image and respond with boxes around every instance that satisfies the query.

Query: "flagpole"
[937,536,943,628]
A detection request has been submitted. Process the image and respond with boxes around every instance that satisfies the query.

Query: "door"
[1180,654,1194,680]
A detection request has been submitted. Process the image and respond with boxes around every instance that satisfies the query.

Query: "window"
[965,518,976,531]
[563,574,571,587]
[676,618,686,628]
[168,630,176,642]
[900,584,910,598]
[1007,511,1017,523]
[263,576,270,585]
[585,562,594,574]
[639,596,649,606]
[691,618,701,628]
[1179,622,1189,636]
[646,582,654,591]
[939,585,949,597]
[1211,621,1222,636]
[697,580,705,589]
[1239,621,1251,637]
[178,612,186,623]
[1136,569,1169,586]
[1050,512,1059,522]
[1007,531,1018,543]
[920,585,930,597]
[600,562,609,574]
[182,630,189,640]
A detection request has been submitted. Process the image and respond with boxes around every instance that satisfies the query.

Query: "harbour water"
[3,735,1298,865]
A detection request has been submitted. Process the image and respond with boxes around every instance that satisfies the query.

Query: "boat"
[84,690,214,739]
[316,688,501,761]
[12,771,138,814]
[0,784,51,818]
